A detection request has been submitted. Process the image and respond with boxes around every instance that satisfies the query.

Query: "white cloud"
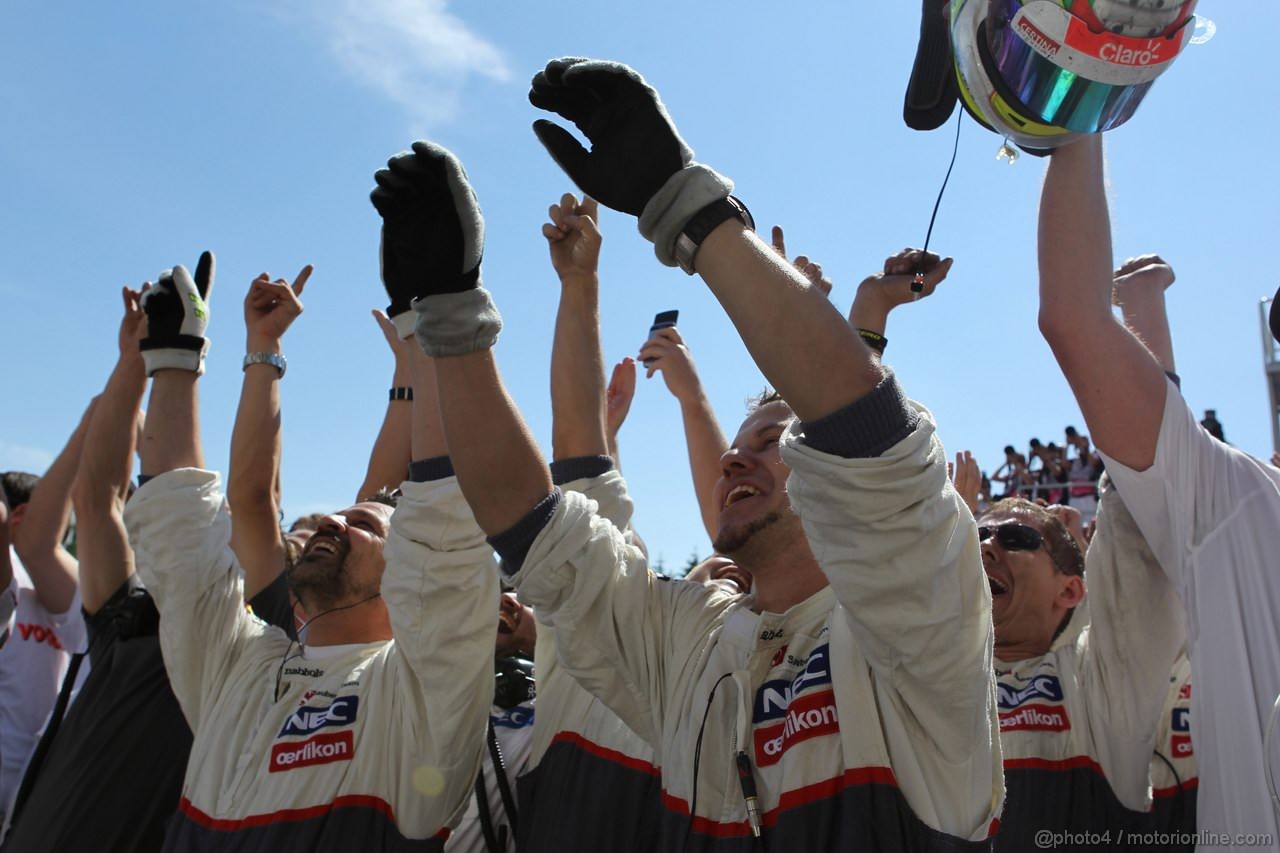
[306,0,511,129]
[0,442,55,473]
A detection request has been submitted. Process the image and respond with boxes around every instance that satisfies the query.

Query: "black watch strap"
[675,196,754,275]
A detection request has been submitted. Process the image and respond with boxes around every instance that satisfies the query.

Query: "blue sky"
[2,1,1275,568]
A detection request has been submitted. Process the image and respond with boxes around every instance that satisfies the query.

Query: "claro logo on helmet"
[1099,40,1163,67]
[1015,17,1060,59]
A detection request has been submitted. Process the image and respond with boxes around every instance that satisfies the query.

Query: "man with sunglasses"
[1038,136,1280,849]
[979,486,1183,851]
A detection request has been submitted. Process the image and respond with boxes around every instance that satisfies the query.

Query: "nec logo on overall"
[997,675,1064,710]
[1170,707,1193,758]
[753,644,832,722]
[752,644,838,767]
[279,696,359,737]
[494,705,535,730]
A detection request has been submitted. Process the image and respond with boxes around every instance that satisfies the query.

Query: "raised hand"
[139,251,215,376]
[638,327,704,403]
[606,357,637,440]
[244,266,311,348]
[771,226,833,297]
[1112,254,1174,305]
[543,193,602,284]
[950,450,981,515]
[372,308,415,364]
[530,59,691,217]
[371,141,486,338]
[849,248,953,337]
[118,286,148,363]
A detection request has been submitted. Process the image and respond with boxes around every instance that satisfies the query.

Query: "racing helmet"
[951,0,1199,151]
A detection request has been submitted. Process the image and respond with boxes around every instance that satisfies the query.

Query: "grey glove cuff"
[638,164,734,267]
[141,343,208,377]
[413,286,503,357]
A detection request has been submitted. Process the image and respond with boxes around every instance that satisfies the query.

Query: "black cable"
[912,110,963,294]
[487,718,519,839]
[682,672,735,853]
[272,592,383,701]
[474,765,503,852]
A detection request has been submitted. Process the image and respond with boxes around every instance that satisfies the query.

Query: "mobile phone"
[642,310,679,365]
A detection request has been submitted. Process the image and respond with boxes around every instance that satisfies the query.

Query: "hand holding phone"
[641,310,678,366]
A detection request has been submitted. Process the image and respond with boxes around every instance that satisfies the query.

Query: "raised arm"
[370,141,551,537]
[355,310,415,501]
[1111,254,1176,374]
[139,255,214,479]
[71,288,148,614]
[227,266,310,599]
[1037,138,1168,471]
[849,248,953,358]
[636,325,725,539]
[529,59,963,421]
[546,193,609,462]
[604,357,636,467]
[12,401,93,615]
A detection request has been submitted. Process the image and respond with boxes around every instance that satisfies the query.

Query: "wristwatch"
[243,351,287,378]
[674,196,754,275]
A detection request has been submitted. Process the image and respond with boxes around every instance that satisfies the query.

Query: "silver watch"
[243,351,287,378]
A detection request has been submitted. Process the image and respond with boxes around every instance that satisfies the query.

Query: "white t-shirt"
[1102,382,1280,850]
[0,549,86,826]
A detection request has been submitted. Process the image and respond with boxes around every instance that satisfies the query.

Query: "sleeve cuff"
[798,371,919,458]
[1165,370,1181,390]
[549,456,615,485]
[487,489,562,574]
[408,456,455,483]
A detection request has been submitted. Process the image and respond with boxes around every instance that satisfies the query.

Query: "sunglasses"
[978,522,1045,552]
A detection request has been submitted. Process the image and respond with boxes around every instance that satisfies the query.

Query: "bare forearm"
[1118,291,1176,374]
[19,404,90,557]
[141,372,203,477]
[679,391,728,540]
[1038,137,1166,470]
[433,350,552,535]
[551,281,608,460]
[696,222,883,421]
[74,360,146,613]
[228,366,282,509]
[409,346,448,463]
[17,402,92,613]
[228,363,287,599]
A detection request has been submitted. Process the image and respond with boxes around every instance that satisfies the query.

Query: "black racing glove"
[529,58,691,217]
[371,141,484,339]
[139,252,215,376]
[529,58,735,267]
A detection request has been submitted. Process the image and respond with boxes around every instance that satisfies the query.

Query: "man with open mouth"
[976,487,1182,851]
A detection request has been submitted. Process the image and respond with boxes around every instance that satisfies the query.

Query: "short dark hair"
[289,513,327,533]
[0,472,40,509]
[745,388,785,413]
[365,489,399,510]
